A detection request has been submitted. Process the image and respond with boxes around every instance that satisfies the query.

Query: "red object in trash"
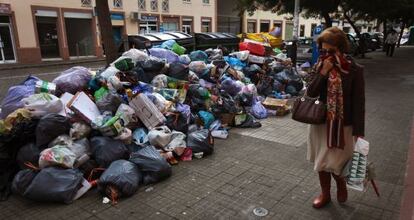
[239,42,265,56]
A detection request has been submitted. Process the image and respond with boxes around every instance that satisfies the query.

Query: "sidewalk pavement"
[0,47,414,220]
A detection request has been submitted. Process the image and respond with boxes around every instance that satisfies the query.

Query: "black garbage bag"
[136,58,165,72]
[287,79,304,93]
[98,160,142,200]
[129,145,172,185]
[11,169,37,196]
[237,113,262,128]
[13,167,83,204]
[96,92,123,114]
[186,84,210,112]
[16,143,39,169]
[256,76,274,96]
[36,114,71,149]
[165,112,189,133]
[187,129,214,156]
[0,150,19,201]
[167,61,189,80]
[211,93,241,114]
[235,93,254,107]
[78,159,99,179]
[90,136,129,168]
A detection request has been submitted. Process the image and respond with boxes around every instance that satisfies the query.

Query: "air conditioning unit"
[131,12,140,21]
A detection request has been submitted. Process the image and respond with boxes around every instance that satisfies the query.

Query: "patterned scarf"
[325,54,351,149]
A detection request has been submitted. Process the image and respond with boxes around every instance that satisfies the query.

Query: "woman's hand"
[320,58,334,76]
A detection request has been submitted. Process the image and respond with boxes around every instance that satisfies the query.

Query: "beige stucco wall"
[245,9,321,39]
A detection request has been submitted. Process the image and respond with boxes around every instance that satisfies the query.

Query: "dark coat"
[307,59,365,137]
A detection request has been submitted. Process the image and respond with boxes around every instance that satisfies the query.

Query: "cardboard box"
[67,92,101,123]
[99,115,123,136]
[262,97,288,110]
[129,93,166,130]
[248,54,266,64]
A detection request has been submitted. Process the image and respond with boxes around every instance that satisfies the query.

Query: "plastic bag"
[148,48,179,63]
[221,79,243,96]
[229,50,250,61]
[166,112,189,133]
[13,167,83,204]
[205,48,223,61]
[224,56,246,70]
[90,136,129,168]
[198,111,215,129]
[52,66,92,96]
[172,43,186,55]
[147,126,172,148]
[167,61,189,80]
[179,54,191,65]
[132,128,148,146]
[129,145,172,184]
[36,113,71,148]
[116,104,139,128]
[11,169,37,196]
[237,113,262,128]
[0,76,38,119]
[16,143,40,169]
[39,145,77,169]
[70,122,91,140]
[96,92,123,114]
[22,93,63,118]
[251,100,268,119]
[152,74,168,88]
[114,58,134,71]
[187,129,214,156]
[119,48,149,63]
[114,128,133,145]
[189,50,208,62]
[189,61,208,75]
[164,131,186,155]
[136,56,166,72]
[257,76,274,96]
[98,160,142,200]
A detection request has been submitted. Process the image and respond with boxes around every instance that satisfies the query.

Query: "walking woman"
[307,27,365,209]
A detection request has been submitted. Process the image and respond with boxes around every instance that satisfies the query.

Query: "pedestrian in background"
[306,27,365,209]
[385,29,399,57]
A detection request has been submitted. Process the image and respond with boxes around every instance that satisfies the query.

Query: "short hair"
[317,27,350,53]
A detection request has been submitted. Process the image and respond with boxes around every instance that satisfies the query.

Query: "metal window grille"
[138,0,146,10]
[114,0,123,8]
[150,0,158,11]
[162,0,169,12]
[81,0,92,6]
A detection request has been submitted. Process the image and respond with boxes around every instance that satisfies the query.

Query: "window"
[114,0,123,8]
[162,0,169,12]
[300,24,305,37]
[273,21,283,36]
[138,0,146,11]
[260,20,270,32]
[311,23,317,36]
[183,0,191,3]
[150,0,158,12]
[202,0,210,4]
[247,20,256,33]
[201,18,211,32]
[182,17,193,34]
[81,0,92,7]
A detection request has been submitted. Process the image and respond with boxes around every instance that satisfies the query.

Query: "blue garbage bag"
[0,76,39,119]
[132,128,149,146]
[224,56,246,70]
[221,78,243,96]
[251,99,268,119]
[189,50,208,62]
[159,39,176,50]
[148,48,179,63]
[198,110,215,129]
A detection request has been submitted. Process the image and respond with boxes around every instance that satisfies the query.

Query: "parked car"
[361,32,379,51]
[346,34,359,56]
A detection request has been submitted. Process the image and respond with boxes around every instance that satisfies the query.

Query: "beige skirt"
[307,124,354,175]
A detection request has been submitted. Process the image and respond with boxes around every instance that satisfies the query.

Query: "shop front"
[0,4,17,63]
[34,9,62,60]
[63,11,95,58]
[139,14,159,34]
[161,16,179,32]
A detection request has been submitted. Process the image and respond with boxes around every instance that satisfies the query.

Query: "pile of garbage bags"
[0,39,306,204]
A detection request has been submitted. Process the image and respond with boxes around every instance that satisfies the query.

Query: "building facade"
[0,0,217,64]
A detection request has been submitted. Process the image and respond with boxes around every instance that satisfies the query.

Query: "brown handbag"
[291,92,326,124]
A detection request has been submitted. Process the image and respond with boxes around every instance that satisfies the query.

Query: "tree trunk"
[96,0,117,66]
[322,12,332,28]
[397,22,405,48]
[382,19,387,51]
[344,12,365,57]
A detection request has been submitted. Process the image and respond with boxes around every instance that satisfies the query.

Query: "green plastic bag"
[172,43,186,55]
[273,47,282,55]
[94,87,109,101]
[114,58,134,71]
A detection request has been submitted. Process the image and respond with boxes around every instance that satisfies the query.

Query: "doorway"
[65,17,94,57]
[285,22,293,40]
[36,16,60,59]
[0,23,16,63]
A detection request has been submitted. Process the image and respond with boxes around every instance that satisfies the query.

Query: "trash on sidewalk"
[0,39,308,203]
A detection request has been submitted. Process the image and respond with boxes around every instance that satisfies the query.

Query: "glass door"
[0,23,16,63]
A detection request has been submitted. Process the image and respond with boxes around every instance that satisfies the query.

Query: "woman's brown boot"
[313,171,331,209]
[332,173,348,203]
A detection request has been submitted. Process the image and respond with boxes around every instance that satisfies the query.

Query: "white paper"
[73,178,92,200]
[69,92,101,123]
[355,138,370,156]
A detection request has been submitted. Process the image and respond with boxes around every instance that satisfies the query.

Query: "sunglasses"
[319,48,336,55]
